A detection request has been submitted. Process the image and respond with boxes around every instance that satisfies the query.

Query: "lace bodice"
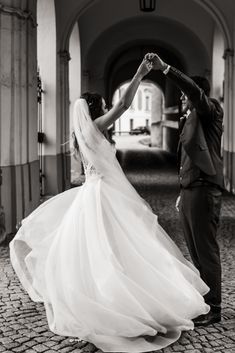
[80,151,102,179]
[72,99,119,182]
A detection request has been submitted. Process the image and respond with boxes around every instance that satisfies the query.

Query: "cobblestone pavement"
[1,150,235,353]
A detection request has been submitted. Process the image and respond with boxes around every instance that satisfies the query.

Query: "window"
[145,96,150,111]
[138,91,142,110]
[130,119,134,130]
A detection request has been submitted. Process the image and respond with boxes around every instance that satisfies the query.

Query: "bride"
[10,58,209,352]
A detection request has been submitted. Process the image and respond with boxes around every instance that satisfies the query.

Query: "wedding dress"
[10,99,210,352]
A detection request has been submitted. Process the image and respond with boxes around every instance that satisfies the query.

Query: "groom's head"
[181,76,211,112]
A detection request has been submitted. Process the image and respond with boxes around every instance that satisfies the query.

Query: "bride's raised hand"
[95,58,152,131]
[136,58,153,79]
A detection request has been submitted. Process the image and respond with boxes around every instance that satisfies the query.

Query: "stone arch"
[85,16,210,98]
[69,23,82,185]
[191,0,234,192]
[58,0,234,191]
[193,0,232,49]
[59,0,98,52]
[105,42,188,155]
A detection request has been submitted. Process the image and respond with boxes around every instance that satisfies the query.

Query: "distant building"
[112,82,164,134]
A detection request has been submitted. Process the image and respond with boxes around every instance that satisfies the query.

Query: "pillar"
[0,0,39,241]
[223,48,235,193]
[162,78,179,154]
[57,50,71,191]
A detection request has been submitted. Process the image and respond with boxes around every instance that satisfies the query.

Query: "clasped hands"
[138,53,168,77]
[144,53,168,71]
[144,53,167,71]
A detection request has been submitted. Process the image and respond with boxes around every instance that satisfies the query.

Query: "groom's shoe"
[193,311,221,327]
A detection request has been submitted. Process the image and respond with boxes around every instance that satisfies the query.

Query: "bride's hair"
[81,92,104,121]
[72,92,104,155]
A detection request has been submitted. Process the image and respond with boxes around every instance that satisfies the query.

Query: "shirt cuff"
[163,65,171,75]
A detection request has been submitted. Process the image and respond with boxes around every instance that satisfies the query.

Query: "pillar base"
[223,150,235,194]
[43,153,71,195]
[0,160,40,242]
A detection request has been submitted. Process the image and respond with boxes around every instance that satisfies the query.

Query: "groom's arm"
[145,53,217,122]
[167,66,213,116]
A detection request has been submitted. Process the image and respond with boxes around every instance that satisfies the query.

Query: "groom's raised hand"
[145,53,167,71]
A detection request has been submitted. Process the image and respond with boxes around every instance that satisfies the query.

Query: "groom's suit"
[167,67,224,312]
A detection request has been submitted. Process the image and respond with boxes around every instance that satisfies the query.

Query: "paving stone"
[15,337,31,344]
[33,344,49,352]
[12,345,30,352]
[43,341,57,348]
[24,340,38,348]
[185,345,194,350]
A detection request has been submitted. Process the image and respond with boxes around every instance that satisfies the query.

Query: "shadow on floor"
[116,148,177,172]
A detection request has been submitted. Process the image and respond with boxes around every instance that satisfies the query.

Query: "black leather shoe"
[193,311,221,327]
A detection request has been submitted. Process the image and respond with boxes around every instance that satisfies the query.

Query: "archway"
[59,0,232,190]
[69,23,82,184]
[104,43,187,156]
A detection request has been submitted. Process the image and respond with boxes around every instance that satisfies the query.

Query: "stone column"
[58,50,71,191]
[150,86,163,148]
[40,46,71,195]
[223,48,234,193]
[0,0,39,241]
[162,78,180,154]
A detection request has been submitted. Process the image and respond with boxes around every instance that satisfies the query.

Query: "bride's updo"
[81,92,104,121]
[72,92,104,155]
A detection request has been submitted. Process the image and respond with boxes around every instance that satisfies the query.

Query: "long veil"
[72,98,156,208]
[73,98,116,176]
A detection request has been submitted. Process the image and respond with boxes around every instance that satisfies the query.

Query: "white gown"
[10,99,210,352]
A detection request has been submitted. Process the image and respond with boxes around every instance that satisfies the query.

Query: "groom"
[146,53,224,327]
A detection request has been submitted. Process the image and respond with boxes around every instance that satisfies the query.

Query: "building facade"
[112,81,163,135]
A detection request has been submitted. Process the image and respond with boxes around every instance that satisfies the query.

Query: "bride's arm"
[95,59,152,131]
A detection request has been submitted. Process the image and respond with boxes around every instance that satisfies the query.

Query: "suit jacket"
[167,66,224,189]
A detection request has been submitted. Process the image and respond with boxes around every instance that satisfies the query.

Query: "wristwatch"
[163,65,170,75]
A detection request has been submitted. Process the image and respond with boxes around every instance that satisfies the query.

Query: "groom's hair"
[190,76,210,96]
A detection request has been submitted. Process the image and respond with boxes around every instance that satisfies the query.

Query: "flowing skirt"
[10,173,210,352]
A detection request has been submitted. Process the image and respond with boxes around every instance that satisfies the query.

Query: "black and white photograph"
[0,0,235,352]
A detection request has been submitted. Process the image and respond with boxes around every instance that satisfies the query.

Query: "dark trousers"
[179,185,222,312]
